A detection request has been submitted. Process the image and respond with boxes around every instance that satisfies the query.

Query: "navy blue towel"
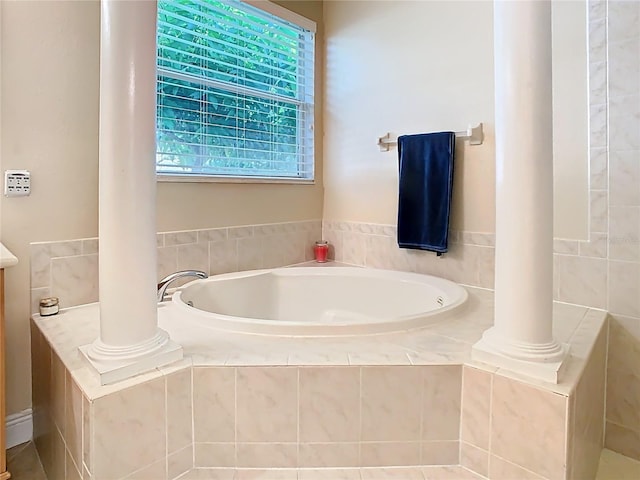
[397,132,455,254]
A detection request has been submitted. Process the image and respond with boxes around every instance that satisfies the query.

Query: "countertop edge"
[0,243,18,269]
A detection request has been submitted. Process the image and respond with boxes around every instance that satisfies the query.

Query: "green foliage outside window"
[157,0,313,178]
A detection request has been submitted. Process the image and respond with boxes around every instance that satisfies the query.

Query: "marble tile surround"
[459,322,609,480]
[322,222,495,290]
[32,320,195,480]
[594,0,640,460]
[26,0,640,467]
[29,217,622,322]
[428,0,640,462]
[29,220,322,314]
[27,216,612,478]
[321,220,623,313]
[190,365,462,469]
[28,220,504,317]
[31,283,608,480]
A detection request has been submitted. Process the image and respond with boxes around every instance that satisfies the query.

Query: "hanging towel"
[397,131,455,254]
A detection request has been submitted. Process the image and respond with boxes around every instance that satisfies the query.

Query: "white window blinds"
[156,0,315,180]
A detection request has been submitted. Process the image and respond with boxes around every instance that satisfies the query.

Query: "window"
[156,0,315,181]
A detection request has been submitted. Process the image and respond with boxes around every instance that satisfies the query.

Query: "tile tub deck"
[31,284,608,480]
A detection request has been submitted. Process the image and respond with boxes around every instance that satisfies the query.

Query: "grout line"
[604,418,640,434]
[296,366,300,468]
[490,452,547,479]
[164,373,169,479]
[565,387,575,477]
[486,372,494,474]
[191,366,196,471]
[358,366,362,467]
[419,366,425,465]
[603,0,611,318]
[602,317,610,446]
[459,366,466,465]
[234,366,238,468]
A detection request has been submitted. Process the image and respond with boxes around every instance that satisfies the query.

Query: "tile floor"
[7,441,640,480]
[595,449,640,480]
[176,467,483,479]
[6,441,46,480]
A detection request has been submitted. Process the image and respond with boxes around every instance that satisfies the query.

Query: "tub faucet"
[157,270,207,302]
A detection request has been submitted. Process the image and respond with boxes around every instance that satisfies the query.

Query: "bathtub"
[172,266,468,336]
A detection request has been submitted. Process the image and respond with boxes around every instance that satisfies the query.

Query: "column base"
[79,329,183,385]
[472,326,570,383]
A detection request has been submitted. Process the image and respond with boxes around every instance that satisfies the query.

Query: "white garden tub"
[172,267,468,336]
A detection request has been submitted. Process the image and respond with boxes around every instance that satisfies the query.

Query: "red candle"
[314,240,329,263]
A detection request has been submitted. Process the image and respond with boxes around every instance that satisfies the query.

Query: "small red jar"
[314,240,329,263]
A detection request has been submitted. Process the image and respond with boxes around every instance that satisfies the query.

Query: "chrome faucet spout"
[157,270,207,302]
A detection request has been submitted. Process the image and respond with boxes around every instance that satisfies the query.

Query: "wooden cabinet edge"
[0,270,9,479]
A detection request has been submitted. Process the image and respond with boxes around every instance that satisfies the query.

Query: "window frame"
[155,0,317,184]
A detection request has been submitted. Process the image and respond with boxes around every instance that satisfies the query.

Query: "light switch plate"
[4,170,31,197]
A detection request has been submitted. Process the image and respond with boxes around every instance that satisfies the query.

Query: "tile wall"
[321,219,621,298]
[27,0,639,467]
[569,320,609,480]
[29,220,502,318]
[320,0,640,462]
[459,322,608,480]
[593,0,640,460]
[192,365,462,470]
[31,311,608,480]
[31,321,194,480]
[322,222,495,290]
[29,220,322,314]
[31,321,466,479]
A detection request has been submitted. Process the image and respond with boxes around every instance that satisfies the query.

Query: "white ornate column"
[472,0,568,383]
[80,0,182,385]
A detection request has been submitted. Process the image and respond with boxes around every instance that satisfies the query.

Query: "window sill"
[157,174,315,185]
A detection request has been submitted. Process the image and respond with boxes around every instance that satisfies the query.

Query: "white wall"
[157,0,325,233]
[323,0,589,239]
[0,0,589,419]
[0,0,100,416]
[552,0,589,240]
[323,1,496,232]
[0,0,323,417]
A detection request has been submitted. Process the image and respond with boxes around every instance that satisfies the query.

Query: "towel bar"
[377,123,484,152]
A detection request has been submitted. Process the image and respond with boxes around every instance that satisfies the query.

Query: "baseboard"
[6,409,32,449]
